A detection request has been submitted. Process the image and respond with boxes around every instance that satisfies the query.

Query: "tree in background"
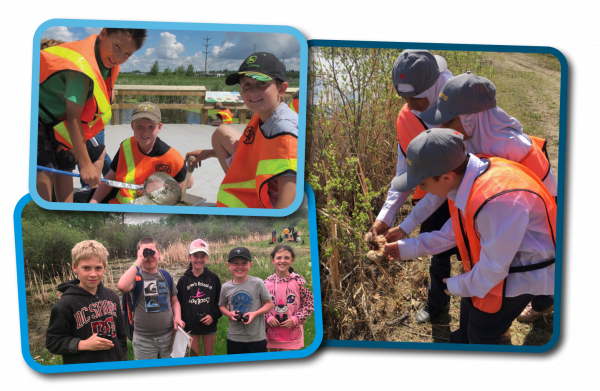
[163,67,172,76]
[186,64,195,77]
[176,65,186,76]
[149,61,159,76]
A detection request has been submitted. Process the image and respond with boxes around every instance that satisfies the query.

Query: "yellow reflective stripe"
[113,138,138,204]
[53,122,71,147]
[289,100,298,114]
[216,179,256,208]
[122,138,137,184]
[256,158,297,176]
[45,46,112,146]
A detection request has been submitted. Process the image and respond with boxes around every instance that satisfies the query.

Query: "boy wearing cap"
[176,239,222,356]
[385,128,556,344]
[117,238,184,359]
[90,102,193,204]
[370,49,457,324]
[186,52,298,209]
[219,247,274,354]
[37,28,147,203]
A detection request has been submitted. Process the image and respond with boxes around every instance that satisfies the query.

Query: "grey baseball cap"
[420,71,497,125]
[392,128,467,192]
[392,50,448,98]
[131,102,161,123]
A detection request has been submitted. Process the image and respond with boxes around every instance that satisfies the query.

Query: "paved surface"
[74,124,246,206]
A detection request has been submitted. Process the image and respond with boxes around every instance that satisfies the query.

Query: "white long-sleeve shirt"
[377,128,558,234]
[396,155,555,298]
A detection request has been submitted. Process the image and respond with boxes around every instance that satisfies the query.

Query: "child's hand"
[79,163,102,188]
[174,318,185,330]
[385,226,407,242]
[200,315,213,325]
[443,279,452,296]
[229,311,240,322]
[243,312,257,324]
[280,319,295,329]
[267,318,280,328]
[79,334,114,351]
[385,242,401,261]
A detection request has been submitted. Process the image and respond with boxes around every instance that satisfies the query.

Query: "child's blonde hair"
[71,240,109,268]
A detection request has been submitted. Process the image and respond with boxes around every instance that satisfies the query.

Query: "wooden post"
[118,94,123,125]
[239,109,247,124]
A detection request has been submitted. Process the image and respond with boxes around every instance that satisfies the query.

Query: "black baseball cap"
[227,247,252,262]
[225,52,287,86]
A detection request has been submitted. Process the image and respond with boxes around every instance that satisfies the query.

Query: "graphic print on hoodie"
[176,266,222,335]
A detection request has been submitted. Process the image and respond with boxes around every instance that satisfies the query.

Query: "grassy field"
[25,235,315,365]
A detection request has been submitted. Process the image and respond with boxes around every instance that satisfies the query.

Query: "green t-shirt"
[38,37,110,125]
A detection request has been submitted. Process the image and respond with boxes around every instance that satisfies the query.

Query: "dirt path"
[485,52,562,173]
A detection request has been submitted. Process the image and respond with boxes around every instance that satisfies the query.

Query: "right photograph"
[306,42,565,348]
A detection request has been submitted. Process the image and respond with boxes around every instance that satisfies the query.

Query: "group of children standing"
[46,238,314,363]
[38,28,298,209]
[370,50,557,344]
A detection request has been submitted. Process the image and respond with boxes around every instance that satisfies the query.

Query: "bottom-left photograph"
[13,188,322,373]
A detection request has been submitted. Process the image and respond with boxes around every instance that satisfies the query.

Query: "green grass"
[117,74,300,90]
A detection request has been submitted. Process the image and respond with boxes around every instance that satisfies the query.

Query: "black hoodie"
[45,279,128,364]
[176,266,222,335]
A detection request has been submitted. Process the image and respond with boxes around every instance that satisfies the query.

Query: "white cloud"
[42,26,78,42]
[85,27,103,35]
[144,48,155,58]
[212,42,235,57]
[154,32,185,60]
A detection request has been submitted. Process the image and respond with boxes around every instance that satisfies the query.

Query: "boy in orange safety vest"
[37,28,147,202]
[186,52,298,209]
[89,102,193,204]
[385,128,556,344]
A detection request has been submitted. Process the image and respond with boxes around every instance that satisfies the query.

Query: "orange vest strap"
[396,104,428,203]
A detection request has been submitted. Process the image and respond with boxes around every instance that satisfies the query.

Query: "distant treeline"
[21,202,309,277]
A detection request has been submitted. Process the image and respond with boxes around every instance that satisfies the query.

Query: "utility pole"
[202,35,212,77]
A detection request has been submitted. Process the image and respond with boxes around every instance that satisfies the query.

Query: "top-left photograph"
[30,19,307,216]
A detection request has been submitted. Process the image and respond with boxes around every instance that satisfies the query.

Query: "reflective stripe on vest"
[396,104,428,204]
[450,157,557,314]
[217,113,298,208]
[114,138,137,204]
[218,108,233,124]
[289,98,299,114]
[40,35,116,149]
[110,137,185,204]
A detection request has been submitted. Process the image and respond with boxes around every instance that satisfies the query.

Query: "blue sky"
[42,26,301,73]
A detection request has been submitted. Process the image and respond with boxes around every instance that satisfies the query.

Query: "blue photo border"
[29,19,308,217]
[14,182,323,373]
[309,39,567,353]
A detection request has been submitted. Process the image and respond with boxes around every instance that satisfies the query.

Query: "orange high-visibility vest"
[217,108,233,124]
[289,98,299,114]
[40,35,118,150]
[110,137,184,204]
[396,104,428,204]
[217,114,298,208]
[519,135,551,182]
[450,157,557,314]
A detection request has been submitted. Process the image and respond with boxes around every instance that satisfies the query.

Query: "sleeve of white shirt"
[376,145,411,226]
[445,195,530,298]
[399,192,447,234]
[397,217,456,260]
[543,168,558,197]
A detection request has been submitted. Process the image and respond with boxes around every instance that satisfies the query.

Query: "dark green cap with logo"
[225,52,287,86]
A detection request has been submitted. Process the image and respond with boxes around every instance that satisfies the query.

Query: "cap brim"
[420,105,457,125]
[130,113,159,123]
[434,55,448,73]
[392,172,422,193]
[190,248,209,255]
[225,73,241,85]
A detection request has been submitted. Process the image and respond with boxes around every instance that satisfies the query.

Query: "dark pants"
[227,339,267,354]
[449,294,533,344]
[419,199,460,310]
